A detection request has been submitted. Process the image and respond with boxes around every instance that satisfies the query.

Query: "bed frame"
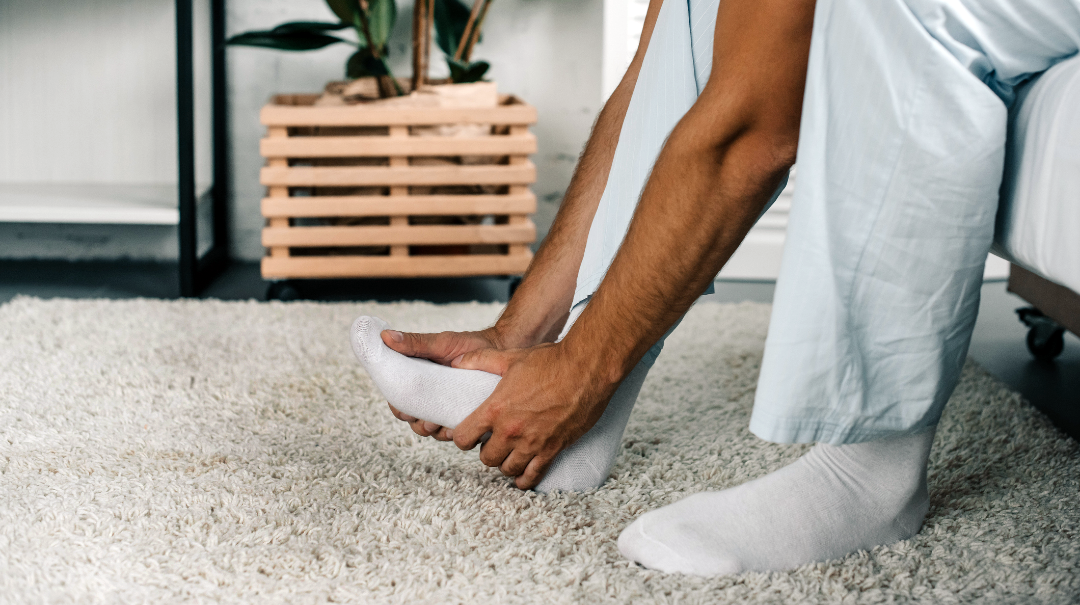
[1008,264,1080,360]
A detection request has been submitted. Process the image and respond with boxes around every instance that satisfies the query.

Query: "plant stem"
[423,0,434,84]
[411,0,424,91]
[454,0,485,61]
[356,0,379,58]
[466,0,492,61]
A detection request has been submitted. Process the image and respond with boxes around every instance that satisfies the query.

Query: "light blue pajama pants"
[751,0,1080,444]
[573,0,1080,445]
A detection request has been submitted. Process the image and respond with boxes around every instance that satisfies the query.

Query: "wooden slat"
[266,130,291,259]
[388,126,409,256]
[261,102,537,127]
[259,96,538,279]
[260,133,536,158]
[261,193,536,218]
[505,125,532,257]
[263,221,536,247]
[262,251,533,279]
[507,214,530,256]
[260,162,535,187]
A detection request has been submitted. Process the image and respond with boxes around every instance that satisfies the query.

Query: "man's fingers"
[389,403,452,439]
[387,402,417,423]
[382,329,437,358]
[477,436,513,469]
[515,456,554,490]
[452,400,497,451]
[451,348,515,375]
[499,450,533,478]
[408,418,438,437]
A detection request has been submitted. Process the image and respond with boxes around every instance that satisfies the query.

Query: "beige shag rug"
[0,296,1078,604]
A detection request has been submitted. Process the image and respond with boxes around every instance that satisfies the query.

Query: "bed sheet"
[994,54,1080,294]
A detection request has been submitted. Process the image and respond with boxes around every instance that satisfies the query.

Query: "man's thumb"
[382,330,427,357]
[451,349,511,376]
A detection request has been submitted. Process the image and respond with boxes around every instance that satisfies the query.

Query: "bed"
[993,54,1080,360]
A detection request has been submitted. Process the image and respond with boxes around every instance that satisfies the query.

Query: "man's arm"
[450,0,817,488]
[381,0,666,439]
[488,0,666,348]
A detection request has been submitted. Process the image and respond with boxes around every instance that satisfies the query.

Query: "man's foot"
[351,316,650,493]
[351,316,500,429]
[618,427,936,575]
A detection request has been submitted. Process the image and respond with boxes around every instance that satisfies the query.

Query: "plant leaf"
[433,0,473,57]
[326,0,359,24]
[347,50,390,78]
[368,0,398,49]
[447,58,489,83]
[271,21,351,35]
[225,29,348,51]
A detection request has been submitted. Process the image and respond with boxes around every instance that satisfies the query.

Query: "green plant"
[434,0,494,83]
[226,0,495,97]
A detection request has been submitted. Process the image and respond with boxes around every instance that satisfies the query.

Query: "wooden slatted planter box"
[259,93,538,280]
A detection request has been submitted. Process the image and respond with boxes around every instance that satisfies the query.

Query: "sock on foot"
[351,316,501,429]
[351,315,647,492]
[617,427,937,575]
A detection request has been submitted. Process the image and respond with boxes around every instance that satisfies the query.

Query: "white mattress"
[994,55,1080,294]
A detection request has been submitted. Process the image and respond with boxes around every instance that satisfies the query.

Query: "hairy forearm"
[490,1,665,350]
[492,87,631,348]
[555,0,814,389]
[562,111,792,384]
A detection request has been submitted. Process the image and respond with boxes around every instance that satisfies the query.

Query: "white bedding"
[994,55,1080,294]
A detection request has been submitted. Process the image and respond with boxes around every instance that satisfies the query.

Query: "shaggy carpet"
[0,297,1077,604]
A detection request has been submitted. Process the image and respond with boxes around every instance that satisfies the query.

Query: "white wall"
[0,0,213,185]
[0,0,212,259]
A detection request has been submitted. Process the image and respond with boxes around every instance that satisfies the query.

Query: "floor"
[1,259,1076,441]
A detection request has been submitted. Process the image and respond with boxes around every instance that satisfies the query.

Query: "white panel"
[0,183,179,225]
[193,0,215,190]
[719,172,794,280]
[0,0,212,187]
[602,0,649,99]
[984,254,1010,280]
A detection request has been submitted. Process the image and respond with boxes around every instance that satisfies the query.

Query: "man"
[352,0,1080,576]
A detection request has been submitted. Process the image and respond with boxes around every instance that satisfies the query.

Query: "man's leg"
[749,0,1080,446]
[619,0,1080,575]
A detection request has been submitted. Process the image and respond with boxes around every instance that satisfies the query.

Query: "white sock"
[618,427,937,575]
[351,316,501,429]
[350,312,649,492]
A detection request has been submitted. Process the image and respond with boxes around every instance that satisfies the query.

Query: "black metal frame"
[176,0,229,297]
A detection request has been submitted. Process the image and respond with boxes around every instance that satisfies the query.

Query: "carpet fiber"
[1,297,1077,604]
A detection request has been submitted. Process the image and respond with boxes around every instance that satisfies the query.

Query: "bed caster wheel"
[266,282,299,302]
[1026,326,1065,361]
[508,276,523,299]
[1017,307,1065,361]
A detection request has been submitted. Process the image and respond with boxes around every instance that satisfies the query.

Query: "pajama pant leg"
[749,0,1080,444]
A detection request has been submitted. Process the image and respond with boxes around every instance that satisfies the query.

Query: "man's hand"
[381,326,503,441]
[448,341,618,490]
[381,327,501,367]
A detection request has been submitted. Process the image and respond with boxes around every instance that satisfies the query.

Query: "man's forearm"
[562,111,793,384]
[491,92,628,348]
[559,0,814,386]
[491,0,665,350]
